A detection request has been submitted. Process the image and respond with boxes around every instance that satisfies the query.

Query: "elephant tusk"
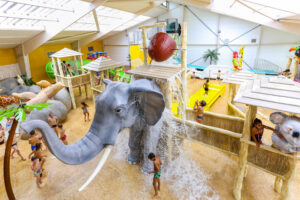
[78,145,113,192]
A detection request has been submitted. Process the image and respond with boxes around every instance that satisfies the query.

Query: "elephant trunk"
[20,120,116,165]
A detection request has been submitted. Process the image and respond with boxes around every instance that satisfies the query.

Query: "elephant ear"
[270,112,288,125]
[130,87,165,126]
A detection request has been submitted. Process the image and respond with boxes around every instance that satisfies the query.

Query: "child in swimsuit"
[11,131,26,161]
[48,113,59,137]
[203,79,209,96]
[58,124,68,145]
[251,118,280,147]
[194,100,206,124]
[31,156,43,188]
[81,102,90,122]
[148,153,162,198]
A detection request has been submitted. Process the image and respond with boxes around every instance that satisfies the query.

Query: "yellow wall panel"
[81,40,104,59]
[28,43,72,82]
[0,48,17,66]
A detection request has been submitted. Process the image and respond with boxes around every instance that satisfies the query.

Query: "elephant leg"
[141,126,160,174]
[128,128,143,165]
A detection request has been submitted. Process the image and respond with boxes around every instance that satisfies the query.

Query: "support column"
[68,78,76,109]
[52,57,58,82]
[90,71,96,102]
[233,105,257,200]
[73,56,79,75]
[274,176,283,193]
[57,58,64,76]
[80,55,85,74]
[141,28,148,65]
[181,22,187,120]
[15,44,31,77]
[279,154,298,200]
[291,58,298,80]
[285,57,292,70]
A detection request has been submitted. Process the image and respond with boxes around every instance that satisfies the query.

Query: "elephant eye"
[116,108,121,113]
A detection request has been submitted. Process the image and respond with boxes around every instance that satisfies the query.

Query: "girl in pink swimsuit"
[251,118,279,147]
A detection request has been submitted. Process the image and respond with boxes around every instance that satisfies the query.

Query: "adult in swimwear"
[148,153,162,198]
[48,113,59,137]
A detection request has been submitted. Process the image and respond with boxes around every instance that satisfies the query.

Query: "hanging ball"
[148,32,177,62]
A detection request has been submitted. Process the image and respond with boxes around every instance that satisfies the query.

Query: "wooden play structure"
[83,56,123,102]
[51,48,89,109]
[233,76,300,200]
[222,71,256,118]
[128,22,299,200]
[284,55,299,81]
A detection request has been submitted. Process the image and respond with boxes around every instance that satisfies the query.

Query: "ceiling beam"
[5,0,73,12]
[78,2,156,48]
[93,10,100,31]
[21,0,106,55]
[0,12,58,22]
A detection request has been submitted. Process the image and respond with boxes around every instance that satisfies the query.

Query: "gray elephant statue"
[270,112,300,153]
[20,79,165,173]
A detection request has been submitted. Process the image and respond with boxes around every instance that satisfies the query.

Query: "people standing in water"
[11,131,26,161]
[203,79,209,96]
[31,156,43,188]
[251,118,282,147]
[48,113,59,137]
[81,102,90,122]
[194,100,206,124]
[58,123,68,145]
[148,153,162,198]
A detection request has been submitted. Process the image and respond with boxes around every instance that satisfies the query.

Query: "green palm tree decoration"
[202,49,220,65]
[1,102,52,199]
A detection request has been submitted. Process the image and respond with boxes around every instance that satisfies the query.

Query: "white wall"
[104,3,300,70]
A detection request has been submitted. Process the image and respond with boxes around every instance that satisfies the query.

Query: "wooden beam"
[5,0,73,12]
[138,22,166,29]
[78,3,155,48]
[22,0,105,55]
[93,10,100,32]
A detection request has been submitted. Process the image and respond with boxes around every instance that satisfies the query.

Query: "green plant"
[202,49,220,65]
[1,102,52,199]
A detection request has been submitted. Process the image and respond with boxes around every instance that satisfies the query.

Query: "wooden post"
[274,176,283,193]
[68,78,76,109]
[233,105,257,200]
[80,55,85,74]
[52,57,58,82]
[4,119,18,200]
[291,58,298,80]
[84,84,88,98]
[285,57,292,70]
[57,58,64,76]
[226,83,233,115]
[73,56,79,75]
[90,71,96,102]
[78,85,82,96]
[279,154,297,200]
[181,22,187,120]
[105,70,109,79]
[100,71,105,91]
[141,28,148,65]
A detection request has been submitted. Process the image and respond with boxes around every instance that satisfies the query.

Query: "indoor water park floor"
[0,78,299,200]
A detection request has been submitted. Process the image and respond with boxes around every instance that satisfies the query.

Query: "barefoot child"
[148,153,162,198]
[11,131,26,161]
[31,143,47,170]
[58,124,68,145]
[48,113,59,137]
[31,156,43,188]
[81,102,90,122]
[203,79,209,96]
[193,100,206,124]
[251,118,282,147]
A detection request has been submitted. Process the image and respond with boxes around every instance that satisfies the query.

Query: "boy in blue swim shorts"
[148,153,162,198]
